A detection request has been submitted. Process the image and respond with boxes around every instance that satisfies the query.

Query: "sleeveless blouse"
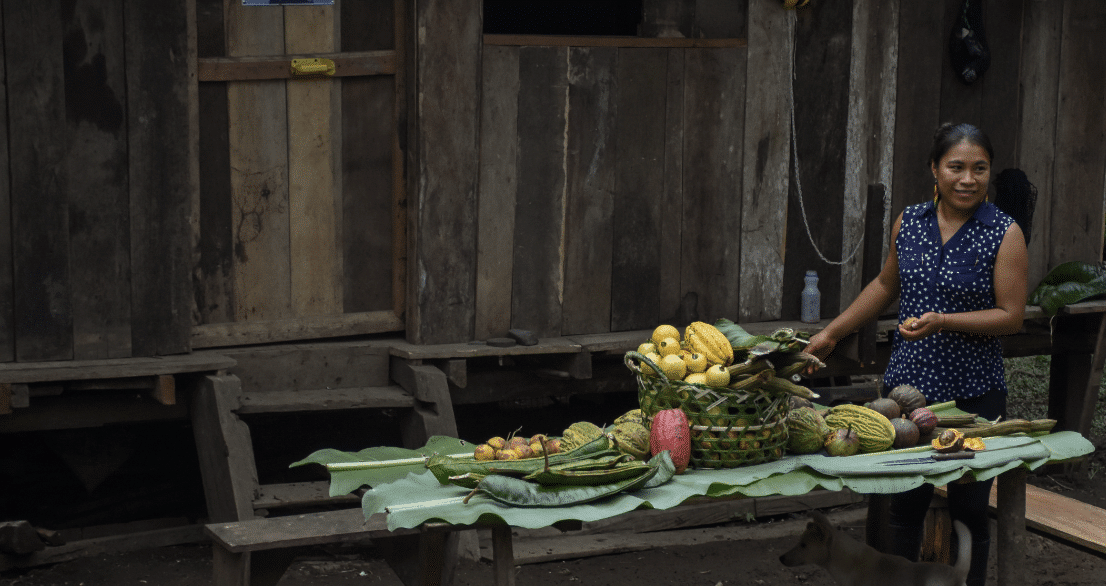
[882,201,1014,402]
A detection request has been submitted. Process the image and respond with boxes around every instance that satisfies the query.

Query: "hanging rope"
[786,10,880,267]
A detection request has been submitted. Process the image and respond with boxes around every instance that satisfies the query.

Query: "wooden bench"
[203,509,512,586]
[936,480,1106,558]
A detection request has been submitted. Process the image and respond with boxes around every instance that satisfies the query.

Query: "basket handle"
[624,351,671,385]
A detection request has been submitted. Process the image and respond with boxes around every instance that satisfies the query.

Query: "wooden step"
[253,481,360,511]
[937,482,1106,556]
[236,385,414,414]
[205,508,415,553]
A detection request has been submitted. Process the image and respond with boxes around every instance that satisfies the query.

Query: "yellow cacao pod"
[684,321,734,366]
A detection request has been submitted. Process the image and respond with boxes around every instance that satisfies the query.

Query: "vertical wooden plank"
[680,47,745,324]
[65,0,132,360]
[194,0,234,326]
[694,0,748,38]
[611,48,668,331]
[995,468,1028,586]
[391,0,408,319]
[286,5,343,317]
[475,46,520,339]
[225,0,290,322]
[781,0,852,321]
[341,0,395,313]
[739,2,791,322]
[0,4,12,362]
[841,0,898,310]
[190,374,258,522]
[937,0,983,127]
[126,0,196,356]
[659,49,685,322]
[561,46,617,335]
[891,2,945,220]
[1049,0,1106,267]
[4,0,74,362]
[512,46,568,337]
[1016,0,1061,287]
[978,0,1023,176]
[408,0,481,344]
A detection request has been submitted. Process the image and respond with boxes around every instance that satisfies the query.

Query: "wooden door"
[191,0,405,348]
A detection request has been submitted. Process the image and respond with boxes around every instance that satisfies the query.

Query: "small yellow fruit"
[660,354,688,380]
[641,352,663,375]
[637,341,658,355]
[658,337,682,357]
[514,444,535,459]
[486,437,507,450]
[705,364,730,387]
[684,352,708,373]
[684,372,708,385]
[473,444,497,460]
[496,449,520,460]
[651,324,680,346]
[529,441,545,456]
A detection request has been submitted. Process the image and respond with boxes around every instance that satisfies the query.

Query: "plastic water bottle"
[801,270,820,324]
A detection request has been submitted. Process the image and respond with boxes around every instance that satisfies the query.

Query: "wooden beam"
[190,310,403,349]
[198,51,397,81]
[235,386,415,414]
[0,352,234,384]
[484,35,746,48]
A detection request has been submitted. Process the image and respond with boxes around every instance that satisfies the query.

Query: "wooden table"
[205,460,1060,586]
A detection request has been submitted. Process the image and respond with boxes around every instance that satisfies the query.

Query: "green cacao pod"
[561,421,605,451]
[824,404,896,453]
[786,407,831,454]
[611,421,651,459]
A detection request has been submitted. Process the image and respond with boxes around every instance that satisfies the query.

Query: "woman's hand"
[803,331,836,375]
[899,312,944,341]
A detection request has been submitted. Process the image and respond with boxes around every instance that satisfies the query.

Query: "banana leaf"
[290,436,472,497]
[714,318,811,357]
[1028,261,1106,316]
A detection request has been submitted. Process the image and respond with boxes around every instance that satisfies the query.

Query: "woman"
[805,122,1028,586]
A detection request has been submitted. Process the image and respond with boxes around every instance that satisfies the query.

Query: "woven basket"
[625,351,791,468]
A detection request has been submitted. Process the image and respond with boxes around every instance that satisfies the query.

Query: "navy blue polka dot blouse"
[883,201,1015,403]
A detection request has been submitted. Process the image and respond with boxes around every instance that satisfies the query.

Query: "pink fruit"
[650,408,691,474]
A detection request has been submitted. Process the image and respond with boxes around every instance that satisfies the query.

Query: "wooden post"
[857,184,886,370]
[1048,312,1106,436]
[492,525,516,586]
[190,374,258,522]
[996,468,1027,586]
[392,358,459,448]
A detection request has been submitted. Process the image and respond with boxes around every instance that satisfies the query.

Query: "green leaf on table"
[289,436,473,497]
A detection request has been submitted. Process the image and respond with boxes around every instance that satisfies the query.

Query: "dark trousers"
[887,388,1006,586]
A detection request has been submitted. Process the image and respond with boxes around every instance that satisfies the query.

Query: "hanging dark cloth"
[993,169,1037,245]
[950,0,990,84]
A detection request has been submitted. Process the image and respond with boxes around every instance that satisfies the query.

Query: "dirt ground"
[4,445,1104,586]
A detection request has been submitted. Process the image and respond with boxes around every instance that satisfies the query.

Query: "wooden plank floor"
[939,481,1106,556]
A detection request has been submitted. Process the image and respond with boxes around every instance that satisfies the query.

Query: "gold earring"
[933,183,939,205]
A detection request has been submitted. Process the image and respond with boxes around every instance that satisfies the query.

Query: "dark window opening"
[483,0,643,36]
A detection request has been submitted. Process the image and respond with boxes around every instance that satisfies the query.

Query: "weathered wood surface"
[1016,0,1061,289]
[738,2,790,323]
[782,0,852,321]
[66,0,131,360]
[890,2,944,221]
[1049,0,1106,268]
[126,0,195,357]
[198,51,396,81]
[561,46,617,336]
[679,47,745,325]
[0,5,12,363]
[286,5,343,318]
[475,45,520,340]
[512,46,569,336]
[406,0,482,345]
[5,1,73,362]
[611,48,668,332]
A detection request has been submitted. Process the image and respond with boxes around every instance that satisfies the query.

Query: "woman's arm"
[805,213,904,363]
[901,222,1028,339]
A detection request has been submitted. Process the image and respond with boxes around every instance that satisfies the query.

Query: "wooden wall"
[3,0,1104,360]
[408,0,1106,345]
[190,0,404,348]
[0,0,194,363]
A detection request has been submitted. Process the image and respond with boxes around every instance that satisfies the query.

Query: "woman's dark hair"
[928,122,994,166]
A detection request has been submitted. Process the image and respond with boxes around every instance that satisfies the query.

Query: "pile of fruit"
[787,383,1059,457]
[628,320,827,468]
